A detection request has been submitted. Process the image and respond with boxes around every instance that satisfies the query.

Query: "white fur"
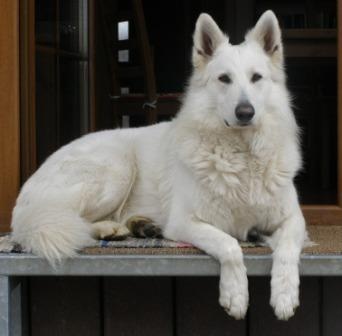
[11,10,306,320]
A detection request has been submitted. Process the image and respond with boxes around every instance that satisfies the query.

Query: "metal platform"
[1,253,342,276]
[1,253,342,335]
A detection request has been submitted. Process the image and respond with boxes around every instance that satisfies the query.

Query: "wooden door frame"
[0,0,20,232]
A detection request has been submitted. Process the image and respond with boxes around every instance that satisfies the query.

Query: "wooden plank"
[35,52,58,165]
[283,29,337,40]
[0,0,20,232]
[285,42,336,58]
[89,0,96,132]
[322,277,342,336]
[249,277,320,336]
[30,277,101,336]
[19,0,37,183]
[302,205,342,225]
[338,0,342,206]
[98,0,121,128]
[103,277,173,336]
[55,0,61,148]
[176,277,246,336]
[132,0,158,124]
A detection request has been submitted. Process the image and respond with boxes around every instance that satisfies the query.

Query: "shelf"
[283,28,337,40]
[283,29,337,58]
[285,44,336,58]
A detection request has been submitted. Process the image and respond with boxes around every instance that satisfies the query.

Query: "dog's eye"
[251,73,262,83]
[218,74,232,84]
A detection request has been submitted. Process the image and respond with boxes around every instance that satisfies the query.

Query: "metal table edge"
[0,253,342,276]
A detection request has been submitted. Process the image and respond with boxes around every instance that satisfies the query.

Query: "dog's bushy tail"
[11,206,94,266]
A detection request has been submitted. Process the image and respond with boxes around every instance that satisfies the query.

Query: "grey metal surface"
[0,276,10,336]
[10,278,24,336]
[0,277,24,336]
[0,253,342,276]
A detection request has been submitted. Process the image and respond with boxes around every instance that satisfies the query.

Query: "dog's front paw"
[219,291,249,319]
[270,278,299,320]
[219,265,249,319]
[271,293,298,320]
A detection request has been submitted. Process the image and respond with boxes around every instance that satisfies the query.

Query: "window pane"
[118,21,129,40]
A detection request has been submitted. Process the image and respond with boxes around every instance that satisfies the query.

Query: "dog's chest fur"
[180,126,290,235]
[191,130,282,198]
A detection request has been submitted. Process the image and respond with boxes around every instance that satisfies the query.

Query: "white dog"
[11,10,306,320]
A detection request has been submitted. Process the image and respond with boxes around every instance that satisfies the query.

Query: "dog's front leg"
[164,211,248,319]
[268,194,306,320]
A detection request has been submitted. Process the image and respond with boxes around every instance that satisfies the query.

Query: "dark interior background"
[35,0,337,204]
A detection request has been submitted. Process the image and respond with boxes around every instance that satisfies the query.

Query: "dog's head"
[191,10,285,128]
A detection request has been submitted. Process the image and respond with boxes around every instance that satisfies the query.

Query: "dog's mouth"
[224,120,253,128]
[237,121,253,127]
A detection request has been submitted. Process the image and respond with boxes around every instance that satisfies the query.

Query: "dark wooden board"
[176,277,246,336]
[30,277,101,336]
[103,277,173,336]
[249,277,320,336]
[322,277,342,336]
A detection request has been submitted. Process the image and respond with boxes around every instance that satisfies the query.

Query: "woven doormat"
[1,226,342,256]
[0,232,264,255]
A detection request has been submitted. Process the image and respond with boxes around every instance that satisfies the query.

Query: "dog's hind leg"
[11,152,138,264]
[92,216,162,242]
[126,216,162,238]
[92,221,130,240]
[80,157,137,224]
[86,158,138,241]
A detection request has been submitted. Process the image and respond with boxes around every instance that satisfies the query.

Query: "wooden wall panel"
[103,277,173,336]
[0,0,20,232]
[249,277,320,336]
[26,276,342,334]
[30,277,102,336]
[176,277,246,336]
[322,277,342,336]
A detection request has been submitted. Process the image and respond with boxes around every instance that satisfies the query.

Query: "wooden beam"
[0,0,20,232]
[89,0,96,132]
[20,0,36,182]
[338,0,342,206]
[132,0,158,124]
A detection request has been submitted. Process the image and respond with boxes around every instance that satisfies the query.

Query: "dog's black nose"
[235,103,255,123]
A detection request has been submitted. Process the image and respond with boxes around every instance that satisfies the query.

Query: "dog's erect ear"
[192,13,226,68]
[246,10,283,65]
